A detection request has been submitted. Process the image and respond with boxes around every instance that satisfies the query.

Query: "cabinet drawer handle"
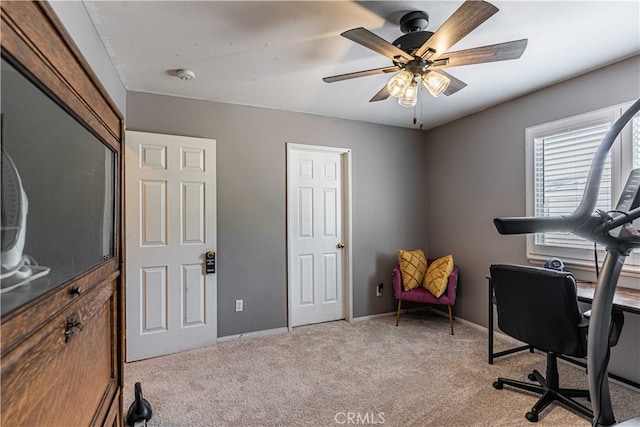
[64,315,84,343]
[69,286,82,296]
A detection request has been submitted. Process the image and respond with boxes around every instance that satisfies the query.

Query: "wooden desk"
[488,277,640,389]
[575,281,640,315]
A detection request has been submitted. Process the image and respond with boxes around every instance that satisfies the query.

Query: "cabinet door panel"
[1,280,118,426]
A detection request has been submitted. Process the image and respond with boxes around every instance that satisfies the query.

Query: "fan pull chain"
[420,85,424,130]
[411,84,425,129]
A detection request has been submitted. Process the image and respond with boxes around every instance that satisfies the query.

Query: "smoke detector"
[176,69,195,81]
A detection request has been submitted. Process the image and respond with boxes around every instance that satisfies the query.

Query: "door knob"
[337,242,345,249]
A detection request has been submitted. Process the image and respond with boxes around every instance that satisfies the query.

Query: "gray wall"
[126,92,427,336]
[424,55,640,382]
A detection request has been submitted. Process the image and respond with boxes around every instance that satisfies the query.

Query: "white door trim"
[286,143,353,330]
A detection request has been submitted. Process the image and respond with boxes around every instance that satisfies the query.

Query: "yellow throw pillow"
[423,255,454,297]
[398,249,427,291]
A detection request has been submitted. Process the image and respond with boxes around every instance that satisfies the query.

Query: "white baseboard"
[351,310,523,348]
[456,316,526,347]
[217,327,289,343]
[351,312,395,322]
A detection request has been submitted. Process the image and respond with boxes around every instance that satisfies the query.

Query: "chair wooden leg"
[396,300,402,326]
[448,305,454,335]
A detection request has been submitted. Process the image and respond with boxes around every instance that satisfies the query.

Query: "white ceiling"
[83,1,640,130]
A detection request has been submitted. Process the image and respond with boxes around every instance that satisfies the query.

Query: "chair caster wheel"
[525,411,539,422]
[493,381,503,389]
[528,373,536,381]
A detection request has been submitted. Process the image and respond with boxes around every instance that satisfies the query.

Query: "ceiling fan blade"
[416,0,499,59]
[342,28,414,62]
[431,39,528,69]
[369,85,391,102]
[431,70,467,96]
[323,66,400,83]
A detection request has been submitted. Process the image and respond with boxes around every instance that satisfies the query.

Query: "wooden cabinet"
[1,2,124,425]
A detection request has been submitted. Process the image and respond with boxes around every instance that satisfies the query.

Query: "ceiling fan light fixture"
[398,80,418,107]
[422,72,450,98]
[387,70,413,98]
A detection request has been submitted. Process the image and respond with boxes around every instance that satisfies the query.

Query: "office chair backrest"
[490,264,587,357]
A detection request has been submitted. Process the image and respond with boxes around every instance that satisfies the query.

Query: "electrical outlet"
[376,283,383,297]
[235,299,243,312]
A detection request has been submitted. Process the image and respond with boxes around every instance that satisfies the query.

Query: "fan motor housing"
[392,31,434,55]
[399,11,429,33]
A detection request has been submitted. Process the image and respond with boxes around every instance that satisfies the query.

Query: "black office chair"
[489,264,624,423]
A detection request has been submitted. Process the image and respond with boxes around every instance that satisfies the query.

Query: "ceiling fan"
[323,0,528,107]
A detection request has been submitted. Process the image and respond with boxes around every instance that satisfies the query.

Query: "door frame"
[286,143,353,330]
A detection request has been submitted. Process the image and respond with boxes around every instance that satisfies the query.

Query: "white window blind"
[632,117,640,252]
[634,117,640,168]
[533,123,612,250]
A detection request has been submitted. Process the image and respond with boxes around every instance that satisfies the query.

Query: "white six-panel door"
[288,145,348,327]
[125,131,216,361]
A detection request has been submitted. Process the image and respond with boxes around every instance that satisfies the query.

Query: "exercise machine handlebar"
[494,99,640,237]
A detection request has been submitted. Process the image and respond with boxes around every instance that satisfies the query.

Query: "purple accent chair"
[392,260,459,335]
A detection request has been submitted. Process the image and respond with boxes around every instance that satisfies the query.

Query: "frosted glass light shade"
[398,80,418,107]
[422,72,450,97]
[387,70,413,98]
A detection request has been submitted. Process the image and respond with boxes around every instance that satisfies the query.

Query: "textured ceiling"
[84,1,640,130]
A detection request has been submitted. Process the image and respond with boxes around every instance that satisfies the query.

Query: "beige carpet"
[124,313,640,426]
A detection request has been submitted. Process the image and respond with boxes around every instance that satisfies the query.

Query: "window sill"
[527,253,640,290]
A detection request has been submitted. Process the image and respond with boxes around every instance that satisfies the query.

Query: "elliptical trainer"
[494,99,640,427]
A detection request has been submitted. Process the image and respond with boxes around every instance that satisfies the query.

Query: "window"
[526,102,640,275]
